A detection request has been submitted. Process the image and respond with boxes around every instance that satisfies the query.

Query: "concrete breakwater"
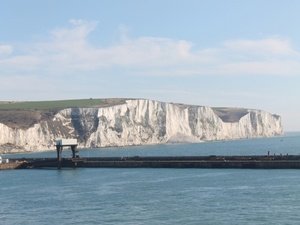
[0,161,28,170]
[3,155,300,169]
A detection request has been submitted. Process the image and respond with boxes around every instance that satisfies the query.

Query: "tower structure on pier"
[55,139,78,169]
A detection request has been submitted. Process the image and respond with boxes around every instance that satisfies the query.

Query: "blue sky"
[1,0,300,131]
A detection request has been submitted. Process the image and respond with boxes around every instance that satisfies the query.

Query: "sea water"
[1,133,300,225]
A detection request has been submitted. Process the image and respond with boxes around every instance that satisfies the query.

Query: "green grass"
[0,99,125,110]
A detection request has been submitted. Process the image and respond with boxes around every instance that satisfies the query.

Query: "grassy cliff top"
[0,98,252,129]
[0,98,126,110]
[212,107,249,123]
[0,98,127,129]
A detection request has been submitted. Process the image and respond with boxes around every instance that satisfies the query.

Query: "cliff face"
[0,99,283,152]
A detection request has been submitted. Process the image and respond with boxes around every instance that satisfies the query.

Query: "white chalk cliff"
[0,99,283,152]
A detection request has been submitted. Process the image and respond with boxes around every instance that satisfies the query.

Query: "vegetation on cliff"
[0,98,126,129]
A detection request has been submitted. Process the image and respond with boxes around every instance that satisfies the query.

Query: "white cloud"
[223,38,297,56]
[218,61,300,76]
[0,45,13,56]
[51,19,97,42]
[1,20,300,77]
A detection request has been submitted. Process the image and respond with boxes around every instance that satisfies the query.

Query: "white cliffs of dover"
[0,99,283,152]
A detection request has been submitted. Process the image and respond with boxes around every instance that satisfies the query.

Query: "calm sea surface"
[1,133,300,225]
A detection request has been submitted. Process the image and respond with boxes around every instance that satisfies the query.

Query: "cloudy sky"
[1,0,300,131]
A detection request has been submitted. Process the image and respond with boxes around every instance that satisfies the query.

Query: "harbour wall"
[3,155,300,169]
